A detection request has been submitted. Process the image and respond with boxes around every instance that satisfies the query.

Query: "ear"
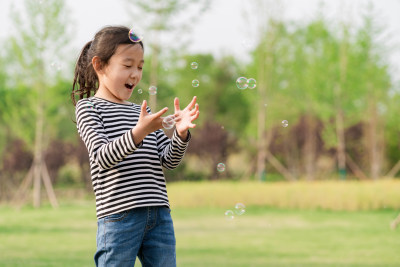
[92,56,103,73]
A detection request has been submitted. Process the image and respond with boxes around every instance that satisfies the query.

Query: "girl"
[71,25,199,267]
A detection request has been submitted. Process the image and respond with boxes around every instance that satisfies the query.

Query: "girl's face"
[95,44,144,104]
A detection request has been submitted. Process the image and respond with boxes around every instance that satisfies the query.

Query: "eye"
[124,65,132,68]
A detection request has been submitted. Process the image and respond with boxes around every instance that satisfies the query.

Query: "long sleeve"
[75,97,189,219]
[75,99,141,170]
[156,129,190,170]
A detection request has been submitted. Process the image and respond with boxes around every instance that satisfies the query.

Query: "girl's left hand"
[173,96,200,140]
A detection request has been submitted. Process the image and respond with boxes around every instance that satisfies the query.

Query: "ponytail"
[71,26,144,106]
[71,41,98,106]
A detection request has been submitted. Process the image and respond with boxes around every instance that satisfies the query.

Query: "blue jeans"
[95,206,176,267]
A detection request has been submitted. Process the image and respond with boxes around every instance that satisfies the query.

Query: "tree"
[7,0,72,207]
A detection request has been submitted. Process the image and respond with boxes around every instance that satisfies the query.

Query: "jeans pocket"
[104,210,129,223]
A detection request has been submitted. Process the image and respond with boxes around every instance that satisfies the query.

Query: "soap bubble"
[50,61,61,71]
[234,203,246,215]
[149,86,157,95]
[247,78,257,89]
[236,77,248,90]
[192,79,200,87]
[282,120,289,127]
[225,210,234,221]
[217,163,226,172]
[191,62,198,70]
[162,115,175,130]
[128,27,144,42]
[137,89,142,94]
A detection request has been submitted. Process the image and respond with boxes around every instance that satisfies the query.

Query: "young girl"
[71,25,199,267]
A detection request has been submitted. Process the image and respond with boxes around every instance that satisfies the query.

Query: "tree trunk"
[336,25,348,179]
[14,79,58,208]
[256,49,267,181]
[256,84,267,181]
[335,99,346,179]
[256,20,277,181]
[33,99,44,208]
[303,114,316,180]
[367,94,381,180]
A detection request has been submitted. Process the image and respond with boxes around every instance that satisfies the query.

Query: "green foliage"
[0,0,398,181]
[171,54,251,135]
[0,85,36,147]
[3,0,73,148]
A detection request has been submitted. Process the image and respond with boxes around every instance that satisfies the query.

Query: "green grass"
[1,201,400,266]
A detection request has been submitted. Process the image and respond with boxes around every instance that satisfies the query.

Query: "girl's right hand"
[131,100,168,145]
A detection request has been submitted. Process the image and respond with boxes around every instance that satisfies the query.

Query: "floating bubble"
[149,86,157,95]
[191,62,198,70]
[279,80,289,89]
[225,210,234,221]
[162,115,175,130]
[217,163,226,172]
[282,120,289,127]
[137,89,142,94]
[50,61,62,71]
[192,79,200,87]
[128,27,144,42]
[247,78,257,89]
[236,77,248,90]
[234,203,246,215]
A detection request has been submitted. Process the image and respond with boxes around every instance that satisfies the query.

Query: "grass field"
[1,200,400,266]
[1,180,400,266]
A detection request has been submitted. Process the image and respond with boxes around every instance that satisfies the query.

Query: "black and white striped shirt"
[75,97,190,219]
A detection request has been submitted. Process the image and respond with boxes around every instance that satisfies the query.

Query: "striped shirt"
[75,97,190,219]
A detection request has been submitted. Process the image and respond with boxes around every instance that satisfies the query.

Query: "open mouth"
[125,83,134,90]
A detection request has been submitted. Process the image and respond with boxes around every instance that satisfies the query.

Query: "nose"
[130,68,140,81]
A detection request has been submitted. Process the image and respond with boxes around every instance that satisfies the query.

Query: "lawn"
[1,200,400,266]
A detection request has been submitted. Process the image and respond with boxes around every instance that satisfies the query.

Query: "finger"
[174,97,180,113]
[153,107,169,118]
[141,100,148,115]
[189,104,199,116]
[185,96,197,110]
[192,111,200,121]
[174,117,182,123]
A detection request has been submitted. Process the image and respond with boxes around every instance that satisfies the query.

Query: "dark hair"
[71,25,144,106]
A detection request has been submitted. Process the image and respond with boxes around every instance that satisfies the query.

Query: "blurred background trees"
[0,0,399,204]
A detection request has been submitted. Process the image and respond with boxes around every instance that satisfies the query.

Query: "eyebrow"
[123,58,144,63]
